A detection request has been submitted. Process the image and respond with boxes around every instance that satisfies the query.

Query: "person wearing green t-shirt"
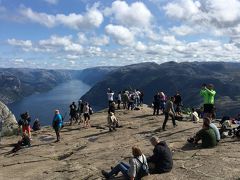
[200,84,216,118]
[188,117,217,148]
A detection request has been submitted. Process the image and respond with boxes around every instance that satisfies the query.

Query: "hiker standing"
[160,92,166,113]
[52,110,63,142]
[77,100,84,124]
[122,91,129,109]
[162,97,177,131]
[107,89,114,107]
[174,91,182,115]
[69,102,77,125]
[83,102,91,128]
[140,91,144,106]
[200,84,216,118]
[153,92,161,115]
[117,91,122,109]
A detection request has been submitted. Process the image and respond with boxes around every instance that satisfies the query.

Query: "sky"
[1,0,240,69]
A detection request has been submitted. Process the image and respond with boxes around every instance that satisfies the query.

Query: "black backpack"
[135,156,149,179]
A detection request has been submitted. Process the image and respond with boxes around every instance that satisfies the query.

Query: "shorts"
[204,104,214,113]
[84,113,90,121]
[22,125,31,133]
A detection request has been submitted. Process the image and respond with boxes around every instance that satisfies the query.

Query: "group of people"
[6,81,239,179]
[102,136,173,179]
[107,88,144,111]
[69,100,93,128]
[188,83,219,148]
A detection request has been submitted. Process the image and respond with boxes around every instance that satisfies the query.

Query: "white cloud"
[162,35,183,45]
[19,3,103,30]
[164,0,201,20]
[90,35,109,46]
[44,0,59,5]
[135,41,147,51]
[170,25,195,36]
[7,38,33,51]
[77,32,87,44]
[39,35,83,53]
[104,0,153,28]
[164,0,240,29]
[105,24,135,46]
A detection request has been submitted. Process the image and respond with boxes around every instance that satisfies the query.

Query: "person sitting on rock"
[108,102,115,115]
[11,132,31,153]
[107,112,118,132]
[32,118,41,131]
[147,136,173,174]
[52,110,63,142]
[20,112,32,139]
[187,117,217,148]
[102,146,149,179]
[191,108,200,123]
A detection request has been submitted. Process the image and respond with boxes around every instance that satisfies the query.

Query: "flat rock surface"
[0,105,239,180]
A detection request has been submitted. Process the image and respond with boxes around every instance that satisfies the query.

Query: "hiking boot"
[101,170,110,179]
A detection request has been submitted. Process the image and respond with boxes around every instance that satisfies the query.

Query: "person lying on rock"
[102,146,149,180]
[187,117,217,148]
[11,132,31,153]
[147,136,173,174]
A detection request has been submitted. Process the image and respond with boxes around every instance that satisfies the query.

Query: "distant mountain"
[81,61,240,116]
[75,66,118,86]
[0,66,116,104]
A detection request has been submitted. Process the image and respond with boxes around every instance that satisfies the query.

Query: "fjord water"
[9,80,91,125]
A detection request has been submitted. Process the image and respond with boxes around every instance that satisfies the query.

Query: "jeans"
[153,103,160,115]
[162,112,176,130]
[108,162,130,178]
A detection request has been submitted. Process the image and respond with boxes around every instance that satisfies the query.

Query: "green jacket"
[200,88,216,105]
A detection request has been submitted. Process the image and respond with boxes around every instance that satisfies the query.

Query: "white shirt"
[191,111,199,122]
[107,92,114,101]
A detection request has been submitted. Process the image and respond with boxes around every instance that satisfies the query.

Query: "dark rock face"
[81,62,240,116]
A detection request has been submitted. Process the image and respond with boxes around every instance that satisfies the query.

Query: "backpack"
[89,107,93,115]
[135,155,149,179]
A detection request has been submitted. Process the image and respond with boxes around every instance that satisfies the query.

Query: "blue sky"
[1,0,240,69]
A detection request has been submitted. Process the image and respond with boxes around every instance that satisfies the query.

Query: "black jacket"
[147,141,173,173]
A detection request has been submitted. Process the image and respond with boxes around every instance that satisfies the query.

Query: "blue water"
[8,80,91,125]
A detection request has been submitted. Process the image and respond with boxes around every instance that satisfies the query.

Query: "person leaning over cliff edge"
[147,136,173,174]
[52,110,63,142]
[102,146,149,180]
[200,84,216,119]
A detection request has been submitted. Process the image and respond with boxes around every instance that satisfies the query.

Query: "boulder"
[0,101,18,136]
